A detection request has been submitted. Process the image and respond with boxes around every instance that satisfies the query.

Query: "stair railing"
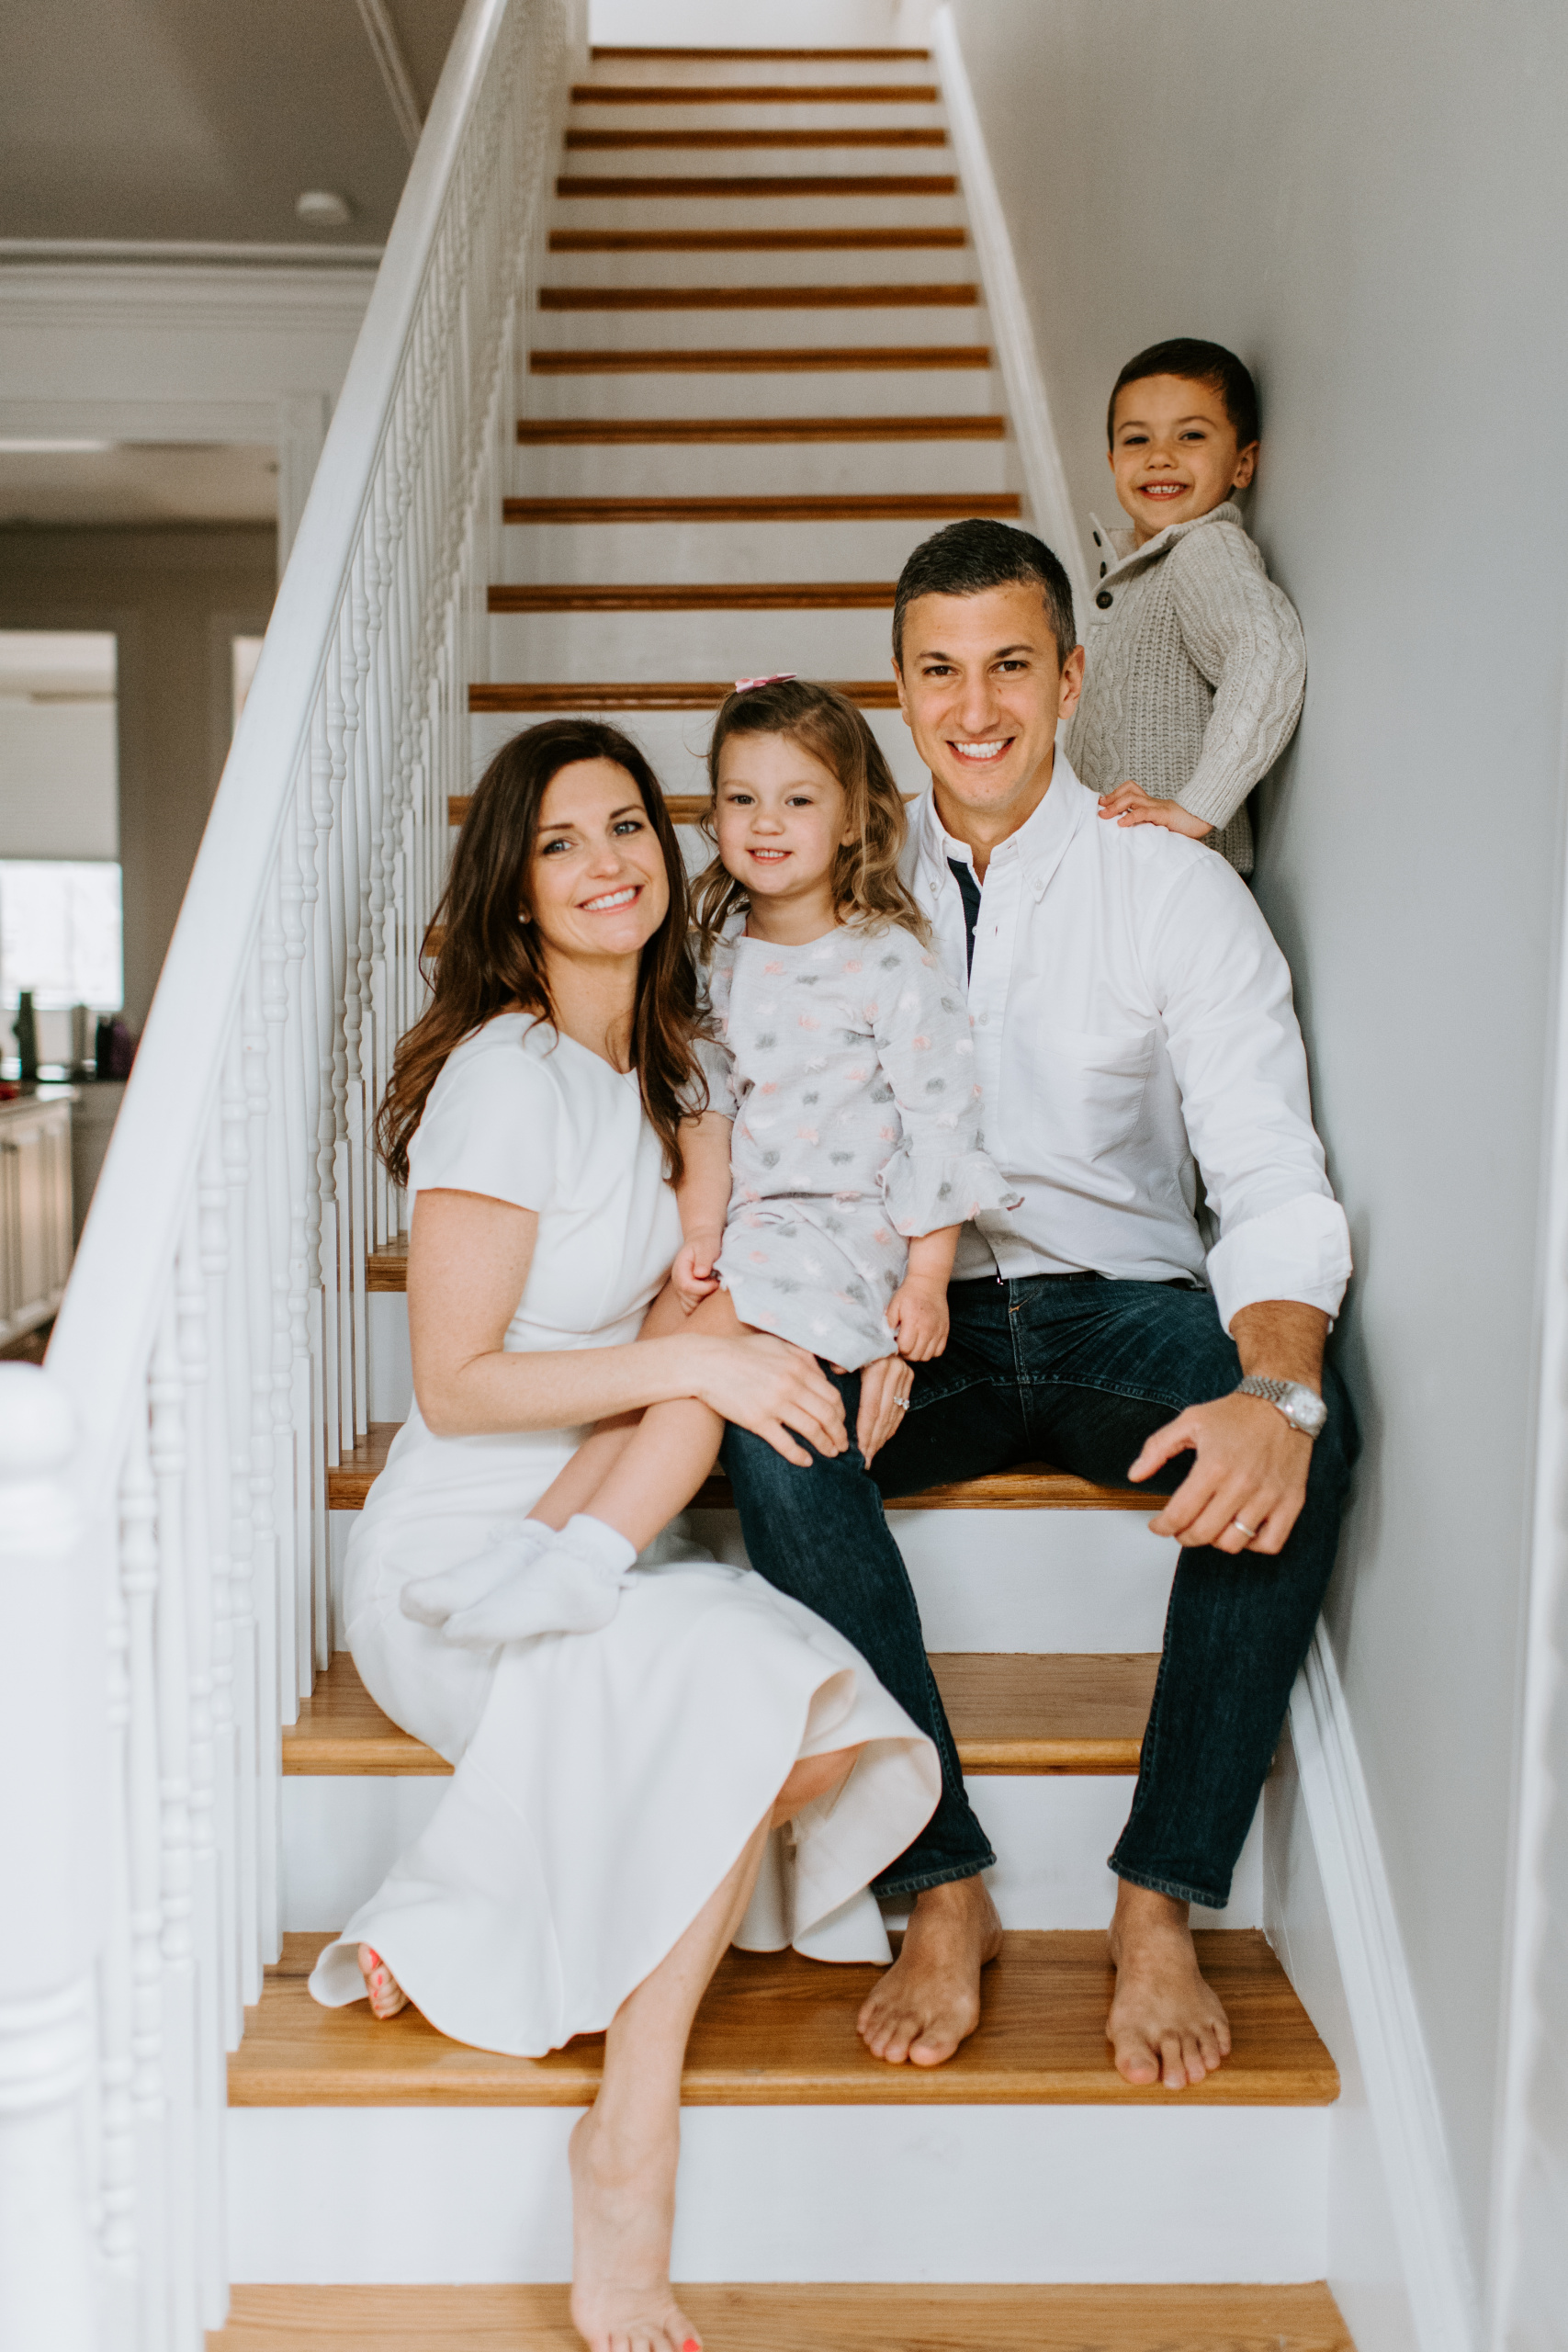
[0,2,581,2342]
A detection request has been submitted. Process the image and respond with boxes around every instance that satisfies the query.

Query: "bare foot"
[356,1944,407,2020]
[857,1874,1002,2067]
[569,2107,702,2352]
[1105,1883,1232,2089]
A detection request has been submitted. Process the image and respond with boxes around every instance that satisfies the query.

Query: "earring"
[518,909,531,925]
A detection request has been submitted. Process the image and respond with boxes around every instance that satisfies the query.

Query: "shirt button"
[1095,590,1113,609]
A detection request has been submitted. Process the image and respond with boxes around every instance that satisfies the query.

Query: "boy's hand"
[1099,780,1213,840]
[885,1273,950,1362]
[671,1237,724,1315]
[857,1351,914,1468]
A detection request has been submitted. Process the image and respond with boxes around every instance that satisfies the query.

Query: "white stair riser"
[546,198,967,238]
[227,2104,1327,2284]
[532,307,984,353]
[511,442,1015,498]
[522,369,998,421]
[468,707,930,802]
[561,104,947,134]
[485,606,909,681]
[499,517,987,583]
[558,149,955,186]
[543,248,976,293]
[578,63,942,92]
[279,1771,1263,1936]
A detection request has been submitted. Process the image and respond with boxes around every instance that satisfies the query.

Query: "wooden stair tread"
[515,415,1006,442]
[557,175,958,198]
[448,791,707,824]
[548,228,968,249]
[538,283,978,308]
[327,1412,1150,1516]
[502,492,1017,521]
[282,1651,1158,1779]
[211,2280,1351,2350]
[564,129,948,150]
[589,46,932,61]
[470,679,904,709]
[530,345,989,373]
[229,1929,1337,2109]
[487,582,896,612]
[572,82,942,105]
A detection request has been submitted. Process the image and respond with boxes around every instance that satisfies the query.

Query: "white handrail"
[11,0,582,2340]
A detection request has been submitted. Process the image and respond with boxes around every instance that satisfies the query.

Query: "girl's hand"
[857,1352,914,1467]
[671,1237,724,1315]
[692,1334,847,1467]
[886,1273,950,1362]
[1098,780,1214,840]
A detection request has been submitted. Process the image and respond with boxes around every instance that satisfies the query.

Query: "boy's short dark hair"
[892,517,1077,670]
[1107,338,1260,450]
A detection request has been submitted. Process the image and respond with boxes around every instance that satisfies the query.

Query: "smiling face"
[895,582,1085,849]
[525,757,670,972]
[713,729,852,940]
[1109,373,1258,545]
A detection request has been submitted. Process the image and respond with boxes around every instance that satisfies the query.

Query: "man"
[722,519,1354,2092]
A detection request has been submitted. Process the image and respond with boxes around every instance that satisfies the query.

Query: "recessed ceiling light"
[296,190,354,227]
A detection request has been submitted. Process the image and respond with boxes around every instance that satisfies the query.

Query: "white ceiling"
[0,443,278,528]
[0,0,464,247]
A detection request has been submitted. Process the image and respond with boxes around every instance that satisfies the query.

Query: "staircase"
[0,15,1359,2349]
[215,37,1348,2352]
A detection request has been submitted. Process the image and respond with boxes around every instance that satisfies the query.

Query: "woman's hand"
[885,1272,950,1361]
[692,1333,847,1468]
[856,1352,914,1468]
[671,1235,724,1315]
[1098,780,1214,840]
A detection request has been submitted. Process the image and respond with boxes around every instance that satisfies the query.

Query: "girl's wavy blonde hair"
[691,677,927,955]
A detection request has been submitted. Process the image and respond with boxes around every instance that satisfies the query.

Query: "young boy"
[1067,337,1306,875]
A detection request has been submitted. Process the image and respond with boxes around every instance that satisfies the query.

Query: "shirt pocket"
[1013,1025,1158,1170]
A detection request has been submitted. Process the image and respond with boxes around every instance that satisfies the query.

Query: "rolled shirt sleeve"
[1147,853,1351,1330]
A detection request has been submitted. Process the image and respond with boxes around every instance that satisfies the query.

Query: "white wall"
[944,0,1568,2297]
[586,0,931,48]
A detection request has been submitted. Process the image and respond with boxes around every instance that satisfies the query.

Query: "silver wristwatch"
[1233,1374,1328,1439]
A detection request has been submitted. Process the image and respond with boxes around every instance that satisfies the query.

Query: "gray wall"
[0,526,276,1028]
[948,0,1568,2281]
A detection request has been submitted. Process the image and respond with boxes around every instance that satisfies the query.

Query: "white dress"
[308,1013,940,2057]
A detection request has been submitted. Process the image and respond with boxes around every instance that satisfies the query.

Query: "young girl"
[401,678,1017,1647]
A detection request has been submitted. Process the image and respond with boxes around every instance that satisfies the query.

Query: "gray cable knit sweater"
[1066,501,1306,875]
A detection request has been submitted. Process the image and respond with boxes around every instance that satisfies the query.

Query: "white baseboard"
[1286,1630,1480,2352]
[929,6,1089,613]
[229,2102,1327,2283]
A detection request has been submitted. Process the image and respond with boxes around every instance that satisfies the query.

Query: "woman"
[308,720,940,2352]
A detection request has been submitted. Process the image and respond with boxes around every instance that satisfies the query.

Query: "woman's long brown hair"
[690,677,927,955]
[377,719,704,1191]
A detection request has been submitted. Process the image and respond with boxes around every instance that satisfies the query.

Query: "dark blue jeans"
[722,1272,1357,1908]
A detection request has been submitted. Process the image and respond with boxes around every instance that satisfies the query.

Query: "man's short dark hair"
[892,517,1077,670]
[1107,338,1260,450]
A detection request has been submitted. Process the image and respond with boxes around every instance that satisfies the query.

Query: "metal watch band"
[1233,1374,1328,1439]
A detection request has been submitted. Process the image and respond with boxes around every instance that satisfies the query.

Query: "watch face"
[1282,1384,1328,1435]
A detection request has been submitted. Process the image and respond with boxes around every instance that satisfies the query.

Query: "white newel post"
[0,1363,105,2349]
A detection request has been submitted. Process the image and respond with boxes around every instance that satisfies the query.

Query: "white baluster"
[240,965,283,1964]
[197,1112,242,2048]
[119,1401,172,2345]
[0,1366,101,2352]
[220,1038,262,2004]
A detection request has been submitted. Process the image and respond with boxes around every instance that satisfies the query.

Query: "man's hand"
[671,1235,724,1315]
[857,1351,914,1468]
[1128,1299,1330,1554]
[1098,780,1213,841]
[1129,1394,1312,1553]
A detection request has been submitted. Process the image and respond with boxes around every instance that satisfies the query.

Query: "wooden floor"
[229,1930,1337,2110]
[210,2279,1353,2350]
[282,1651,1157,1779]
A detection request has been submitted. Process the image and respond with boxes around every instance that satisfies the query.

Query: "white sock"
[400,1519,554,1629]
[441,1516,636,1648]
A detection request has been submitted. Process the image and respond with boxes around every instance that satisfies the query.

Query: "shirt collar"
[1089,498,1244,582]
[916,752,1094,904]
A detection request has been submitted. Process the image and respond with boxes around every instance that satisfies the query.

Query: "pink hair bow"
[733,673,797,694]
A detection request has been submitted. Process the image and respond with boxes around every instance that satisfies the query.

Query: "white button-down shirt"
[906,755,1351,1332]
